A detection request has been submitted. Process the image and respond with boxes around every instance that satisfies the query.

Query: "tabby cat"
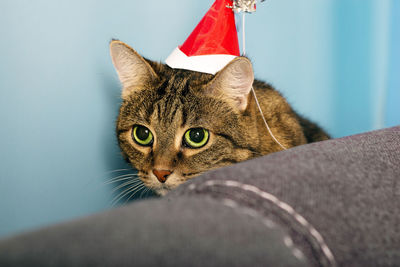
[110,40,329,196]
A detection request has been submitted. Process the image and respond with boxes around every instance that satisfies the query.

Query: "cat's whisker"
[85,169,134,189]
[118,181,145,198]
[139,187,150,199]
[110,184,138,207]
[124,184,147,204]
[107,173,140,180]
[90,174,137,192]
[111,179,142,193]
[104,174,140,185]
[104,177,137,185]
[112,183,146,206]
[105,168,132,174]
[110,179,142,194]
[104,172,140,183]
[145,188,152,198]
[125,186,143,204]
[104,174,133,183]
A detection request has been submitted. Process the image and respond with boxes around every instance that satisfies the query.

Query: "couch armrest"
[1,126,399,267]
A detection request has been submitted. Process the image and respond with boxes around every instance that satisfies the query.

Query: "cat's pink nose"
[153,169,172,183]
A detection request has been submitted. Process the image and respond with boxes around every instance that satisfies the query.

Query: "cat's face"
[110,40,256,195]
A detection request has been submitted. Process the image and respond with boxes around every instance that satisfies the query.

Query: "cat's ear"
[207,57,254,111]
[110,40,157,98]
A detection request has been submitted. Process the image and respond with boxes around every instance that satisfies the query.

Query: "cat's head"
[110,40,258,195]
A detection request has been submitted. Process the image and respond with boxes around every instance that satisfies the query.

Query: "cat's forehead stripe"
[150,79,188,153]
[154,73,193,125]
[164,71,192,95]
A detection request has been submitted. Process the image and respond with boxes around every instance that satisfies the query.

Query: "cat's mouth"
[138,170,203,196]
[149,182,177,196]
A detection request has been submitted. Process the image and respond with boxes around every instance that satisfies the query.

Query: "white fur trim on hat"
[165,47,237,75]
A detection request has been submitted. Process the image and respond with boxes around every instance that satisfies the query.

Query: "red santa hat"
[165,0,240,75]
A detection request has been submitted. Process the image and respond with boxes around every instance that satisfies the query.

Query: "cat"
[110,40,330,196]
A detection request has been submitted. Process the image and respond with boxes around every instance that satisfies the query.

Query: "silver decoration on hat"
[228,0,265,13]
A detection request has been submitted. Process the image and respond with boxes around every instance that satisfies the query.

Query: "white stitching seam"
[190,179,337,267]
[221,197,306,262]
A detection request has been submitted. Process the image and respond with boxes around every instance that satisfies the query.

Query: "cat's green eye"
[183,128,209,149]
[132,125,153,146]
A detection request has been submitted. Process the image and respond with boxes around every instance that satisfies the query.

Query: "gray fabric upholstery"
[171,126,400,267]
[0,197,305,267]
[0,126,399,267]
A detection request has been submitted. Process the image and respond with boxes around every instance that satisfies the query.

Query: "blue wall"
[386,0,400,127]
[0,0,399,237]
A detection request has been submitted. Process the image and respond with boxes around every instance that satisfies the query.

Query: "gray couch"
[0,126,399,267]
